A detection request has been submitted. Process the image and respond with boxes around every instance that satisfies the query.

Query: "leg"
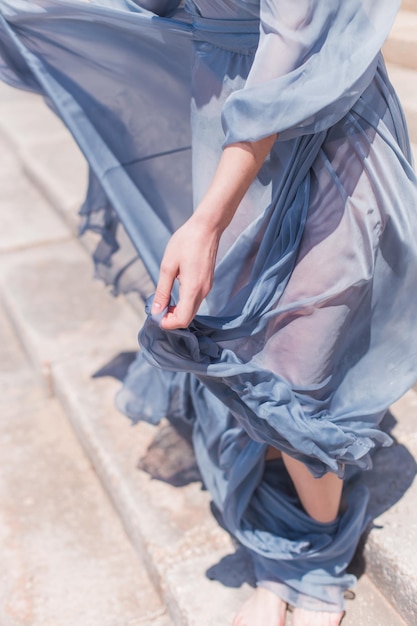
[282,452,345,625]
[234,449,346,626]
[265,448,344,523]
[281,452,343,524]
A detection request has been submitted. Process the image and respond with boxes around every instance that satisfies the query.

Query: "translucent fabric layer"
[222,0,401,143]
[1,0,417,611]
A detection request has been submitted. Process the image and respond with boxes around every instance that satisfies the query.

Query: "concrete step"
[0,87,413,625]
[384,10,417,71]
[0,305,172,625]
[402,0,417,13]
[382,4,417,146]
[0,81,88,233]
[363,396,417,626]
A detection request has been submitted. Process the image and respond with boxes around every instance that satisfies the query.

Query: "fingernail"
[149,297,167,325]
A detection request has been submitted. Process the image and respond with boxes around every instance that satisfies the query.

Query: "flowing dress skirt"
[1,0,417,611]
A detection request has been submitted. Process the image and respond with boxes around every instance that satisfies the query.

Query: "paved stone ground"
[0,306,172,626]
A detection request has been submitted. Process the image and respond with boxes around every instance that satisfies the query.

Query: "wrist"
[192,197,235,235]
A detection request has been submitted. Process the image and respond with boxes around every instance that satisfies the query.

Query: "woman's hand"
[151,134,277,330]
[151,213,221,329]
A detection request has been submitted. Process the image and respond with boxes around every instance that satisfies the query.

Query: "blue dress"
[1,0,417,612]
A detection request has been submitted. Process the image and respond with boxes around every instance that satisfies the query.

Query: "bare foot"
[292,607,345,626]
[233,587,287,626]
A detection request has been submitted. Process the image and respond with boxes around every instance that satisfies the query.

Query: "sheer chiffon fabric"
[1,0,417,611]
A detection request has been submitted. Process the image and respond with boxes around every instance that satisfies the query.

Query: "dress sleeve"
[221,0,401,144]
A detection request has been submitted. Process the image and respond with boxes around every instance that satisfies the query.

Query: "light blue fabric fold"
[1,0,416,611]
[221,0,402,143]
[0,0,194,287]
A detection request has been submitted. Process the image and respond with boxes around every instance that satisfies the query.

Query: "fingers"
[151,220,217,329]
[159,277,203,329]
[160,291,198,330]
[151,260,176,317]
[160,271,212,329]
[151,258,204,329]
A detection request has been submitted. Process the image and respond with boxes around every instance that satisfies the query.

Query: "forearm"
[193,133,277,233]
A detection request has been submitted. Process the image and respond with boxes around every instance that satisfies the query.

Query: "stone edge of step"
[384,9,417,73]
